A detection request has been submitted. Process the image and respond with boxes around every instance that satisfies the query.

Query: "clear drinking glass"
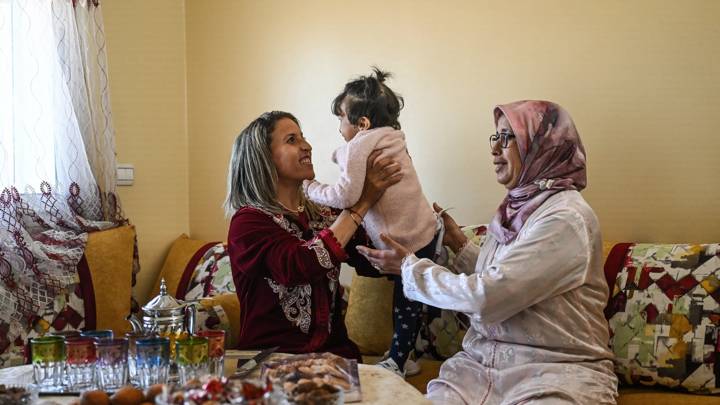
[94,338,128,390]
[30,336,66,389]
[135,337,171,388]
[197,330,225,377]
[175,336,209,384]
[47,330,83,387]
[64,337,96,390]
[125,331,149,386]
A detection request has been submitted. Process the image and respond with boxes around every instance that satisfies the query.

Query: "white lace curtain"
[0,0,116,209]
[0,0,124,365]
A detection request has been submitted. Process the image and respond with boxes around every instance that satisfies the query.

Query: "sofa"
[19,226,712,404]
[149,230,719,405]
[346,236,720,405]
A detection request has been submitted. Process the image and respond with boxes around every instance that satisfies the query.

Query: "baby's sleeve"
[303,141,371,209]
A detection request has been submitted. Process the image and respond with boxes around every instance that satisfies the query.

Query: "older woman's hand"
[356,233,412,276]
[434,202,468,254]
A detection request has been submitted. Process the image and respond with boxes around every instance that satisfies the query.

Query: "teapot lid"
[143,278,184,313]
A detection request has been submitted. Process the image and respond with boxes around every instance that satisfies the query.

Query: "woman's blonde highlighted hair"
[224,111,319,219]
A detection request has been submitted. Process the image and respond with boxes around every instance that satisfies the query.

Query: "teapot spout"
[126,313,143,334]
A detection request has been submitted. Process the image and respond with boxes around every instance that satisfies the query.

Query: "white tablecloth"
[0,358,429,404]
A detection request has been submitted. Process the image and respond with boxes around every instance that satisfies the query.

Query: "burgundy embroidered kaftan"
[229,206,378,360]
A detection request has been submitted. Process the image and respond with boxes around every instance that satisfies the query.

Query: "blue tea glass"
[135,337,171,388]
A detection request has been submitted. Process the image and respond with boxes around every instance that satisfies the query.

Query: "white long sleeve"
[401,205,589,324]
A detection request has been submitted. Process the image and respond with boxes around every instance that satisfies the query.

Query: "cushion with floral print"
[184,243,235,300]
[605,243,720,394]
[181,243,235,339]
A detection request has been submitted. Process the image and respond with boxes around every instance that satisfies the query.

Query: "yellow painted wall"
[102,0,720,302]
[103,0,189,304]
[186,0,720,244]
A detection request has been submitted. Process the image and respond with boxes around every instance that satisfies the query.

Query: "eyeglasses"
[489,132,516,149]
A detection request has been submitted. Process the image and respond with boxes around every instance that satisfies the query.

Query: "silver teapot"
[126,278,197,338]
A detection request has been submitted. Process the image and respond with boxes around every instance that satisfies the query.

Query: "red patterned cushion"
[605,243,720,394]
[0,277,89,367]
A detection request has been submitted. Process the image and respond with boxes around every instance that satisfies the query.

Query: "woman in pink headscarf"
[358,101,618,404]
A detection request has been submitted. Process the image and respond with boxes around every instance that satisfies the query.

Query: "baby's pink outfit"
[303,127,436,252]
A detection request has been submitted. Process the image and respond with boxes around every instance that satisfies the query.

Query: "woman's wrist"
[349,201,370,218]
[346,209,362,227]
[448,232,469,254]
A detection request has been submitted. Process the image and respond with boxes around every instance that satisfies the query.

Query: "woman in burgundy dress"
[225,111,401,360]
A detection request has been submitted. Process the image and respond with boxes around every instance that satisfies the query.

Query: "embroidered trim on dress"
[303,238,334,269]
[254,207,338,272]
[252,207,342,335]
[308,206,337,230]
[270,214,304,239]
[265,278,312,334]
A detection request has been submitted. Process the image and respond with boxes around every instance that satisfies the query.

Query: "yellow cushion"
[83,225,136,336]
[200,292,241,348]
[151,234,211,298]
[345,274,395,355]
[602,240,618,263]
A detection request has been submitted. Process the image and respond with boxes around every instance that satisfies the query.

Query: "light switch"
[117,164,134,186]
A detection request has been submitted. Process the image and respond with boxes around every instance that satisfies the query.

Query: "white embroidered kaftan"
[401,191,618,405]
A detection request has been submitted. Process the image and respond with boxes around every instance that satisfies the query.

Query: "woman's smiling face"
[492,114,522,189]
[270,117,315,184]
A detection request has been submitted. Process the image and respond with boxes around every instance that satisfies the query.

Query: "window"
[0,0,62,190]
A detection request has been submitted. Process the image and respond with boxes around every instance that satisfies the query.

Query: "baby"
[304,67,439,377]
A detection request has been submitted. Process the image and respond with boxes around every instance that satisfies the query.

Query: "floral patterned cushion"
[180,243,236,342]
[606,243,720,394]
[184,243,235,300]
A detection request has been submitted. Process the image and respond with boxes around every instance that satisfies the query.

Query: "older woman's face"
[492,115,522,189]
[270,118,314,184]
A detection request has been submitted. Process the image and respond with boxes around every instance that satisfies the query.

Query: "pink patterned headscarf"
[488,100,587,244]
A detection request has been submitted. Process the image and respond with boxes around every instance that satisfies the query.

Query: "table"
[0,353,429,405]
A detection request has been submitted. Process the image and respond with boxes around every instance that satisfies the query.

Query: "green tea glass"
[175,336,209,384]
[30,336,66,389]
